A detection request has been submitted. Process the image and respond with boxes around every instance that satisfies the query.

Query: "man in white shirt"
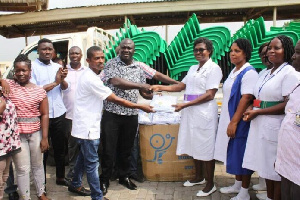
[67,46,153,200]
[62,46,86,181]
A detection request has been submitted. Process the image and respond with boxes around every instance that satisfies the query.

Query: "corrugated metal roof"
[0,0,47,3]
[48,0,178,10]
[0,0,48,12]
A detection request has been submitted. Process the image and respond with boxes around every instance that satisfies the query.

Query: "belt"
[253,99,283,109]
[184,94,203,101]
[18,117,40,123]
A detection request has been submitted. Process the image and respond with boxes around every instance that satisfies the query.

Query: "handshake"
[139,84,162,94]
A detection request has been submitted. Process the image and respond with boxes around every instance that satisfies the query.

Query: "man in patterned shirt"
[100,38,153,194]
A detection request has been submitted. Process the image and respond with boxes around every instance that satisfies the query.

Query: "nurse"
[243,35,298,200]
[151,37,222,197]
[214,38,258,200]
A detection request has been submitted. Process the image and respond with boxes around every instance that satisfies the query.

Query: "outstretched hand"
[139,105,154,113]
[150,85,161,92]
[172,103,186,112]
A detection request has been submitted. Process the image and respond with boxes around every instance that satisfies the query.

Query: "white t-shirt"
[72,68,112,140]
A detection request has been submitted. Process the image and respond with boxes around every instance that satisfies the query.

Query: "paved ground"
[3,162,264,200]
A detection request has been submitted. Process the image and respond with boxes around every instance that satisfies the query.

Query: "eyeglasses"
[193,48,207,53]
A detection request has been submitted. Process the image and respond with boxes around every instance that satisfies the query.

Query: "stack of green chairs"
[230,17,299,69]
[104,19,167,66]
[164,13,231,80]
[271,21,300,39]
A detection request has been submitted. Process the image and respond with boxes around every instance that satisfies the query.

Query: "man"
[62,46,86,181]
[100,38,157,194]
[30,38,69,186]
[67,46,153,200]
[102,44,178,183]
[275,40,300,200]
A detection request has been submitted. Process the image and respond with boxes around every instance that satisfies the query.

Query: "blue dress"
[226,66,254,175]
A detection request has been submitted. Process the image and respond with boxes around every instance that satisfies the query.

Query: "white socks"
[233,180,242,190]
[237,187,250,199]
[266,198,273,200]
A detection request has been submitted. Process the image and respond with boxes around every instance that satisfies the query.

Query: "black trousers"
[100,111,138,184]
[43,113,66,179]
[65,118,80,180]
[281,175,300,200]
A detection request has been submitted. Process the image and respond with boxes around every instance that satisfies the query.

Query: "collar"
[35,58,54,66]
[116,56,137,67]
[67,64,86,71]
[230,62,251,79]
[199,58,212,70]
[270,62,288,75]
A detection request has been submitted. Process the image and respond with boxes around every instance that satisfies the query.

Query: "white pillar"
[165,25,169,44]
[273,7,277,27]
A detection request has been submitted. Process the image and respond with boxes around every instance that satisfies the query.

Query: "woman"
[214,38,258,200]
[4,54,50,200]
[243,35,298,200]
[151,37,222,197]
[0,83,21,199]
[244,42,272,200]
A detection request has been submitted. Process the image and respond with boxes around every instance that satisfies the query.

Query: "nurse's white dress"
[214,63,258,163]
[176,59,222,161]
[243,62,299,181]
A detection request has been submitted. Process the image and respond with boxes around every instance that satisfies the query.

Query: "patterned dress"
[0,98,21,160]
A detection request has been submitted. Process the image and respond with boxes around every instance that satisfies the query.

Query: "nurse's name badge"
[294,112,300,127]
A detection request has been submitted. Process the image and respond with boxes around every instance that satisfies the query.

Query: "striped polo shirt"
[7,79,47,134]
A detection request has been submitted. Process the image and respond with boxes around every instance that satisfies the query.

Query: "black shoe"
[56,178,69,186]
[130,174,145,183]
[68,185,91,196]
[119,177,137,190]
[8,192,19,200]
[100,182,109,196]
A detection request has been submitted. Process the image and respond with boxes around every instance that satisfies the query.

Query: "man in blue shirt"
[31,38,69,186]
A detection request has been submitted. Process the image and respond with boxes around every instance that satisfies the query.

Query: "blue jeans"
[71,138,102,200]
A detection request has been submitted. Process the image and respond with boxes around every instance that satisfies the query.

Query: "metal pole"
[273,7,277,27]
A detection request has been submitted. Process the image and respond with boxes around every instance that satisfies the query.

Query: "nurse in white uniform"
[243,35,299,200]
[151,37,222,197]
[246,43,272,200]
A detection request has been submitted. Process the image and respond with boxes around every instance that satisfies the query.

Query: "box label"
[147,133,175,164]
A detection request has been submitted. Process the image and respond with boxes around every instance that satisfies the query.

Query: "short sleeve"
[282,71,300,96]
[137,62,156,79]
[87,77,112,101]
[37,87,47,102]
[181,76,187,84]
[241,70,259,95]
[205,65,223,90]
